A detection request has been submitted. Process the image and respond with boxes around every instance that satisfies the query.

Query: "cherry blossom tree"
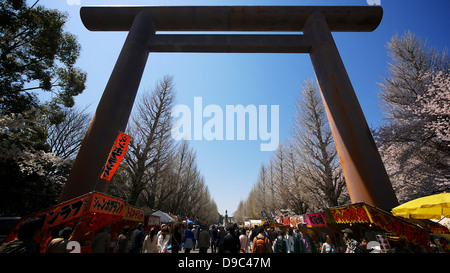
[375,32,449,203]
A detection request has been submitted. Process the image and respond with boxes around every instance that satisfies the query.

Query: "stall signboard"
[329,203,371,224]
[5,193,92,241]
[305,212,327,227]
[289,216,306,228]
[327,203,430,249]
[365,205,429,249]
[2,192,127,246]
[36,193,91,231]
[89,192,125,217]
[147,215,161,228]
[123,205,145,222]
[430,226,450,234]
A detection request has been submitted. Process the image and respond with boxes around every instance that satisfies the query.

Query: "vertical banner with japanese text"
[101,132,130,181]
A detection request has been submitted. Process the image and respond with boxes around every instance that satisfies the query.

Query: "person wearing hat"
[45,226,73,253]
[342,228,361,253]
[92,225,112,253]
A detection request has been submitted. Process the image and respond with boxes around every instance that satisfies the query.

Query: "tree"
[0,109,65,216]
[0,0,86,114]
[110,76,176,206]
[43,105,91,160]
[0,1,87,216]
[281,140,310,214]
[107,76,219,224]
[291,79,348,209]
[375,32,450,203]
[235,80,349,219]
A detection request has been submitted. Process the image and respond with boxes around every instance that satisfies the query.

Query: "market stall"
[106,204,145,250]
[2,191,130,253]
[152,210,174,225]
[145,215,161,230]
[304,212,342,251]
[391,192,450,253]
[325,202,431,252]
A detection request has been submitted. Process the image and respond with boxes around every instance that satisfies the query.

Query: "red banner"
[305,212,327,226]
[36,194,90,230]
[101,132,130,181]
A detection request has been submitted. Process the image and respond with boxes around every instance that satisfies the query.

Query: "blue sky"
[32,0,449,216]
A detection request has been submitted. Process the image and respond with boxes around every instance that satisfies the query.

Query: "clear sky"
[32,0,449,216]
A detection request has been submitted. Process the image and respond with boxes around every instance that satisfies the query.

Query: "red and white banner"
[101,132,130,181]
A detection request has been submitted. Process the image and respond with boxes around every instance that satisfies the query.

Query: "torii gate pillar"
[304,12,398,210]
[59,6,399,211]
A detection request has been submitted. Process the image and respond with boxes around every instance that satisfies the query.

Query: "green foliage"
[0,1,87,216]
[0,0,86,114]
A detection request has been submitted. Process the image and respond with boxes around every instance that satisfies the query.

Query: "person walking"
[142,227,158,253]
[216,225,226,253]
[251,226,272,253]
[272,231,288,253]
[294,223,317,253]
[157,224,171,253]
[45,226,73,253]
[113,226,130,253]
[192,225,198,251]
[249,225,258,252]
[92,225,112,253]
[286,228,295,253]
[183,227,195,254]
[198,226,210,253]
[171,226,182,253]
[209,224,218,253]
[0,218,44,253]
[223,227,240,253]
[130,223,144,253]
[239,228,249,253]
[321,234,336,253]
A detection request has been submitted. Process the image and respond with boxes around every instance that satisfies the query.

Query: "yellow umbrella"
[391,192,450,220]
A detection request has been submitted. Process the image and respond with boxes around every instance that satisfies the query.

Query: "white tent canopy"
[152,210,174,223]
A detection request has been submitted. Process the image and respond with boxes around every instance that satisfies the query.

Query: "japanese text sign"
[123,205,145,222]
[101,132,130,181]
[330,203,371,224]
[36,194,90,230]
[89,193,125,216]
[305,212,327,226]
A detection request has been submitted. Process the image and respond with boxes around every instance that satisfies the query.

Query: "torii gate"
[59,6,399,211]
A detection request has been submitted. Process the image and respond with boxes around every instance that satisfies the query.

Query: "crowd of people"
[0,217,402,253]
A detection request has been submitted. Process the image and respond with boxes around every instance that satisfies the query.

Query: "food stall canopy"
[326,202,430,249]
[392,192,450,220]
[2,192,126,245]
[152,210,174,223]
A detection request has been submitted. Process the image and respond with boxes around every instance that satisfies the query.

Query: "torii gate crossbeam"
[59,6,399,211]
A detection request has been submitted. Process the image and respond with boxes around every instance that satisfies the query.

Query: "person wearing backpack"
[251,226,272,253]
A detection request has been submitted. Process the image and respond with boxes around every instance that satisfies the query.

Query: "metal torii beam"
[59,6,399,211]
